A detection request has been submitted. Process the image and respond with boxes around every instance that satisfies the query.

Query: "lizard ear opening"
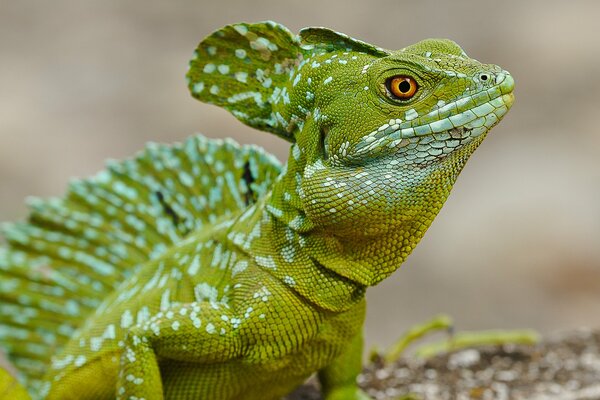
[299,27,390,57]
[187,21,303,142]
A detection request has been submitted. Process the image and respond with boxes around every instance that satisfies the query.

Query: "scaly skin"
[0,21,514,399]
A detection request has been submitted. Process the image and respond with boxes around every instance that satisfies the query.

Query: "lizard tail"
[0,134,282,394]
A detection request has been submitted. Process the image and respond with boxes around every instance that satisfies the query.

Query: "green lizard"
[0,21,514,400]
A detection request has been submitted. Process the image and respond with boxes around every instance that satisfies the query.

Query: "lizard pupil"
[398,80,411,93]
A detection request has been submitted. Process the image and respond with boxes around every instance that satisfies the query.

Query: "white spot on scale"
[160,289,171,311]
[293,73,302,87]
[289,216,303,230]
[282,244,296,263]
[51,355,74,370]
[292,144,301,160]
[187,254,201,275]
[255,255,277,270]
[103,324,116,340]
[136,306,151,325]
[192,314,202,329]
[235,49,247,59]
[253,286,272,302]
[194,283,218,303]
[74,355,86,367]
[283,275,296,286]
[262,77,273,88]
[235,71,248,83]
[217,64,230,74]
[266,204,283,217]
[90,337,103,352]
[227,91,263,106]
[233,25,248,36]
[232,260,248,276]
[125,348,136,362]
[203,64,216,73]
[206,323,216,334]
[192,82,205,94]
[121,310,133,329]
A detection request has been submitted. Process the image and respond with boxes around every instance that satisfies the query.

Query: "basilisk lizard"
[0,21,514,399]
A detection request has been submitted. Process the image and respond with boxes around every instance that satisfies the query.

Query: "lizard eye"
[387,76,418,100]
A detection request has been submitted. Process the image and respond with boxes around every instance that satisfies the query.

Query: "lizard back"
[0,135,281,394]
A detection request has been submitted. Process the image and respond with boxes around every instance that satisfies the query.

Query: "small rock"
[448,349,481,369]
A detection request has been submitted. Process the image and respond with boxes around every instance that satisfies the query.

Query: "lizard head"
[295,32,514,231]
[291,30,514,284]
[304,38,514,167]
[188,23,514,284]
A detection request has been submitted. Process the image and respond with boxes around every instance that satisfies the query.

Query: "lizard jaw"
[344,72,515,164]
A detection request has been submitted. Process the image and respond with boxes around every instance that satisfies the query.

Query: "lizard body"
[0,21,514,400]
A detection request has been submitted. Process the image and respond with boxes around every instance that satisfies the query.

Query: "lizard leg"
[116,301,242,400]
[318,331,370,400]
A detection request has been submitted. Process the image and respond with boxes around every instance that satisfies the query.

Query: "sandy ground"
[288,330,600,400]
[1,0,600,370]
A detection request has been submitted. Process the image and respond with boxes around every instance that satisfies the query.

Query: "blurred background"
[1,0,599,357]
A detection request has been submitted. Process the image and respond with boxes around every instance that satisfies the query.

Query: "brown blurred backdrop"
[1,0,600,355]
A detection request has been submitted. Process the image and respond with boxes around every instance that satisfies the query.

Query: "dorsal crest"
[186,22,390,142]
[187,21,303,142]
[298,27,389,56]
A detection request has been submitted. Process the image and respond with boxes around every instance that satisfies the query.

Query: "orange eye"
[388,76,418,100]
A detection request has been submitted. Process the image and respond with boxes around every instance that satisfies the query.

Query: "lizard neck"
[229,188,366,313]
[261,134,486,287]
